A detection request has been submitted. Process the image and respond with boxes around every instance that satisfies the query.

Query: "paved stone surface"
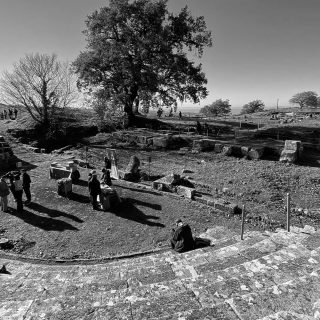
[1,226,320,319]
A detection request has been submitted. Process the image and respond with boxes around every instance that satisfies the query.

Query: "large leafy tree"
[289,91,318,109]
[73,0,212,124]
[200,99,231,117]
[0,53,77,125]
[240,100,265,114]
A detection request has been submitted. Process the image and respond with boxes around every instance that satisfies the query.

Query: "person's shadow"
[7,208,79,232]
[110,200,165,227]
[27,203,83,223]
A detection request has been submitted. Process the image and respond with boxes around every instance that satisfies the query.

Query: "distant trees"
[72,0,212,126]
[200,99,231,117]
[0,53,77,126]
[289,91,318,109]
[240,100,265,114]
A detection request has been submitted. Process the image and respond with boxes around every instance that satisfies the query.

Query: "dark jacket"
[170,223,194,253]
[22,173,31,188]
[88,177,101,195]
[0,180,10,197]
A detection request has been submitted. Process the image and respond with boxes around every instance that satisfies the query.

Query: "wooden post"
[85,146,88,168]
[241,205,245,240]
[287,193,291,232]
[148,156,151,180]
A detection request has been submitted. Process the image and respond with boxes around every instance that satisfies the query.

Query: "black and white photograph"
[1,0,320,318]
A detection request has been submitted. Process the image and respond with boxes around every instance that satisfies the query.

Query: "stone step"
[258,311,316,320]
[228,272,320,320]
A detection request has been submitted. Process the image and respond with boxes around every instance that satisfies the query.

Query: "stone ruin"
[279,140,302,164]
[152,173,240,215]
[0,136,16,170]
[120,155,141,181]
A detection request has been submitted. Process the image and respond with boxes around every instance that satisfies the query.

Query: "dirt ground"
[0,142,259,260]
[1,110,320,260]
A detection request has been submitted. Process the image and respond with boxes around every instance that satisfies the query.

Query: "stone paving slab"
[2,227,320,319]
[259,311,315,320]
[230,274,320,320]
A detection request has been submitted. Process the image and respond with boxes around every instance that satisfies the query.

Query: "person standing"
[14,108,18,119]
[21,169,31,204]
[0,177,10,212]
[13,175,23,212]
[88,172,101,210]
[3,109,7,119]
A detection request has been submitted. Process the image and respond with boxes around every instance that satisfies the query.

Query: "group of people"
[0,169,31,213]
[0,108,18,120]
[88,156,112,210]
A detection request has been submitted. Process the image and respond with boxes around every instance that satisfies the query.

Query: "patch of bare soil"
[0,144,256,260]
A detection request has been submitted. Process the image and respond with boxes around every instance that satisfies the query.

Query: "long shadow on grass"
[7,209,79,232]
[72,179,88,187]
[125,197,162,210]
[27,203,83,223]
[110,200,165,227]
[115,185,162,196]
[68,192,91,204]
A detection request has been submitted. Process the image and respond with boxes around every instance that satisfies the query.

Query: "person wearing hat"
[88,171,101,210]
[170,219,195,253]
[0,176,10,212]
[21,169,31,204]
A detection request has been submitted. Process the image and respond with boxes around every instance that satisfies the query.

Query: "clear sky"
[0,0,320,110]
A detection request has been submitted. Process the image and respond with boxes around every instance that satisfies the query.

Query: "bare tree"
[0,53,78,125]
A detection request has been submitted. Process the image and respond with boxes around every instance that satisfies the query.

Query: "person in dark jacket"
[0,176,10,212]
[88,172,101,209]
[101,168,112,186]
[170,219,195,253]
[13,175,23,212]
[21,169,31,204]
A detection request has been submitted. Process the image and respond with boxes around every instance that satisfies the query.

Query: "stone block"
[248,147,264,160]
[214,143,224,153]
[284,140,301,152]
[152,174,180,192]
[176,186,195,199]
[192,139,216,152]
[50,167,71,179]
[29,147,40,153]
[222,145,232,156]
[214,199,239,215]
[153,137,170,148]
[279,149,298,164]
[241,146,251,157]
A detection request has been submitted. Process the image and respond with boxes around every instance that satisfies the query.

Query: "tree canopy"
[240,100,265,114]
[200,99,231,117]
[0,53,77,125]
[72,0,212,123]
[289,91,318,109]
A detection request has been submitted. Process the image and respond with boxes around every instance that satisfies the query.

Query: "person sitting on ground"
[0,176,10,212]
[170,219,195,253]
[88,171,101,210]
[101,168,112,186]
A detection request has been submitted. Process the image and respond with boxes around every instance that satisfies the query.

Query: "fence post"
[287,193,291,232]
[241,205,245,240]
